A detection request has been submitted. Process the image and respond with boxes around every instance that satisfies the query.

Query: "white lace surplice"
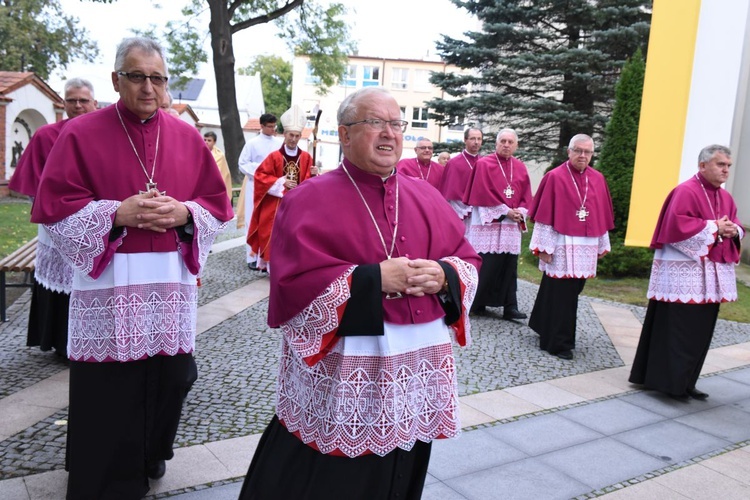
[647,221,740,303]
[277,256,478,458]
[529,222,610,279]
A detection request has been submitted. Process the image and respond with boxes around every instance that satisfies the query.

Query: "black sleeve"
[337,264,385,337]
[108,226,125,242]
[437,261,461,325]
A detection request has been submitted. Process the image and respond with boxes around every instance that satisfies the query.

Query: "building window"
[342,64,357,87]
[305,63,320,85]
[399,106,406,120]
[391,68,409,90]
[414,69,431,92]
[412,107,429,129]
[362,65,380,87]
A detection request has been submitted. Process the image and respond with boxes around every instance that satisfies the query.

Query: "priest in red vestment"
[528,134,614,360]
[247,105,317,272]
[31,37,234,499]
[239,87,480,500]
[397,138,445,189]
[9,78,98,356]
[437,127,483,236]
[630,144,743,399]
[464,128,532,320]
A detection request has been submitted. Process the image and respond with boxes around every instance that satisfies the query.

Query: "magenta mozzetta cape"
[268,159,481,327]
[529,162,614,237]
[9,120,68,197]
[464,155,532,209]
[31,101,234,275]
[651,173,742,264]
[396,157,445,189]
[438,152,480,201]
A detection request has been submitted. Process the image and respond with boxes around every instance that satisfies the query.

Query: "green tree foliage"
[429,0,651,167]
[0,0,98,80]
[239,55,292,119]
[90,0,354,182]
[596,48,645,238]
[595,48,652,278]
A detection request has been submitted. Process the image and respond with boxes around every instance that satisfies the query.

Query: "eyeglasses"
[117,71,169,86]
[571,148,594,155]
[415,146,433,151]
[343,119,408,134]
[64,98,92,105]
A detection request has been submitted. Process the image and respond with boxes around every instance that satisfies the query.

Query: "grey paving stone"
[537,437,667,490]
[154,481,242,500]
[612,420,731,464]
[444,457,590,500]
[675,405,750,443]
[692,375,750,404]
[428,429,527,480]
[556,398,666,435]
[420,481,468,500]
[619,391,714,418]
[720,366,750,386]
[483,413,603,456]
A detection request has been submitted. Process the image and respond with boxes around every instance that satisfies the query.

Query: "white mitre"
[280,105,306,133]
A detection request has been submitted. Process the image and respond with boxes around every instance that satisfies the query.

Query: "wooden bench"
[0,236,37,322]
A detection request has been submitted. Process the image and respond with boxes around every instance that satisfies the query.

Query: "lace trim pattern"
[442,255,478,345]
[647,253,737,303]
[468,223,522,254]
[670,222,715,262]
[529,222,557,255]
[283,267,355,359]
[184,201,229,271]
[476,205,509,225]
[448,200,472,219]
[530,223,606,278]
[44,200,121,276]
[35,240,73,293]
[68,283,197,362]
[277,343,460,457]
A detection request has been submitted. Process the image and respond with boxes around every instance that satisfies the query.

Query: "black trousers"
[629,300,719,396]
[473,252,520,310]
[529,274,586,353]
[240,415,432,500]
[27,282,69,356]
[66,353,197,500]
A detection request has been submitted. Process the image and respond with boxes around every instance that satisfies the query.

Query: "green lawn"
[0,199,36,259]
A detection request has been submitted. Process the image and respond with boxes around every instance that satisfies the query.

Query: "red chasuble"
[397,157,445,189]
[438,151,480,201]
[529,162,614,237]
[247,148,314,262]
[9,120,68,197]
[651,173,742,264]
[464,155,532,210]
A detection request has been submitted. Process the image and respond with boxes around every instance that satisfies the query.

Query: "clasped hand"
[717,215,739,240]
[114,191,190,233]
[380,257,445,297]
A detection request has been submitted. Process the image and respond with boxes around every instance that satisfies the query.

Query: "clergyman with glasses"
[397,137,445,188]
[9,78,97,357]
[31,37,234,498]
[238,87,480,499]
[526,134,614,360]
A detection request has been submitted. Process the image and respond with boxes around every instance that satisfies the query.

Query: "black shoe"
[247,263,259,271]
[687,387,709,400]
[503,307,527,320]
[471,305,486,316]
[554,350,573,360]
[669,393,690,402]
[146,459,166,480]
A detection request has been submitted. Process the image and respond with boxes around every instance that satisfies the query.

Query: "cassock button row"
[387,189,393,194]
[400,236,406,242]
[416,310,422,315]
[405,254,410,258]
[392,221,397,226]
[388,205,394,210]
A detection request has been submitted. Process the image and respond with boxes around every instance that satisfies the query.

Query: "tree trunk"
[207,0,245,183]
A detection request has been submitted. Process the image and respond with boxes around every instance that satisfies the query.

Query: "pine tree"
[596,48,645,237]
[429,0,651,166]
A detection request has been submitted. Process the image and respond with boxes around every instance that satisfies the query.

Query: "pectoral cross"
[140,182,166,196]
[576,207,589,221]
[504,185,514,198]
